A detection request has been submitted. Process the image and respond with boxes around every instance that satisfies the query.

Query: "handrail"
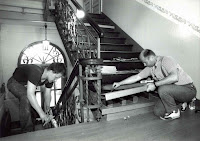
[54,60,79,112]
[71,0,104,38]
[67,4,97,43]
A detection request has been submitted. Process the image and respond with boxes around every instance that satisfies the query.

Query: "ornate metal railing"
[51,0,104,126]
[54,0,103,62]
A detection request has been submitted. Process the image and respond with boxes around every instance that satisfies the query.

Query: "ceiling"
[0,0,55,25]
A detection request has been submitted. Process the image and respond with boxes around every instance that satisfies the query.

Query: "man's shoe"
[160,109,180,120]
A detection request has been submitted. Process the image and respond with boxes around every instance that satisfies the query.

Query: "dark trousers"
[7,77,33,132]
[154,83,196,116]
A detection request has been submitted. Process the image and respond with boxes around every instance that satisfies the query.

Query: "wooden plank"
[102,101,155,115]
[103,85,147,101]
[102,83,145,91]
[106,106,154,121]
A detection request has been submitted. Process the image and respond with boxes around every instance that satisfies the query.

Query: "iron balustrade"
[52,0,103,125]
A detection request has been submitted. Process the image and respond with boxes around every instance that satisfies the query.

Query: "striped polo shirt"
[138,56,193,85]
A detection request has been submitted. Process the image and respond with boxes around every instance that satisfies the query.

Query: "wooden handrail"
[71,0,104,38]
[54,60,79,112]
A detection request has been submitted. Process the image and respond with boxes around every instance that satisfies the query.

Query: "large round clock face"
[20,42,65,65]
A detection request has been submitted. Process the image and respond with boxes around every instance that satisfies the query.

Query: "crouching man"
[113,49,196,120]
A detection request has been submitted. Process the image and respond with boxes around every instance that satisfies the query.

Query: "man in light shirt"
[113,49,196,120]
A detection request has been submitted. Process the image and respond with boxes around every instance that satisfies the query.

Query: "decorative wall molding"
[136,0,200,38]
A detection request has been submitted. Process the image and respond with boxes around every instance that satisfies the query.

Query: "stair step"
[103,59,140,63]
[102,98,155,115]
[84,23,115,29]
[76,36,125,44]
[102,73,135,84]
[101,37,126,44]
[95,21,111,25]
[83,19,110,25]
[102,96,155,121]
[102,70,139,75]
[105,105,154,121]
[102,31,120,37]
[71,42,132,52]
[101,43,133,51]
[79,25,115,32]
[101,51,140,60]
[103,60,144,70]
[78,28,120,37]
[88,13,105,19]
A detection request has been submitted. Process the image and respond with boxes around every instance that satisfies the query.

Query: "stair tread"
[106,106,153,121]
[78,28,116,32]
[102,37,125,39]
[103,59,141,63]
[101,43,132,46]
[84,23,115,29]
[88,13,105,18]
[102,70,139,75]
[102,97,155,115]
[103,31,119,33]
[101,51,137,53]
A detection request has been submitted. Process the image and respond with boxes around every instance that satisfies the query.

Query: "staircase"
[52,0,157,123]
[81,13,156,121]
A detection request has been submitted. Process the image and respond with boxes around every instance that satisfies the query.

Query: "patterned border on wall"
[136,0,200,38]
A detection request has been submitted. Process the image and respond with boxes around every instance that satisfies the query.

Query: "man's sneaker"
[160,109,180,120]
[181,102,187,112]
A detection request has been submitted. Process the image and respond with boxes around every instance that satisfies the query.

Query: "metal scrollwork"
[54,0,99,60]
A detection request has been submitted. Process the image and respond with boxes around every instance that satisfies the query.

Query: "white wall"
[0,24,3,86]
[103,0,200,98]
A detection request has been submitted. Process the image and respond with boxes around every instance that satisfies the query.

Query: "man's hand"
[37,113,54,126]
[146,83,156,92]
[113,82,121,89]
[44,106,52,115]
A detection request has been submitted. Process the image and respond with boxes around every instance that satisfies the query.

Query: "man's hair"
[47,63,66,77]
[140,49,156,59]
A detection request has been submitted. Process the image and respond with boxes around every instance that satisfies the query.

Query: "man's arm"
[113,74,143,89]
[147,68,179,92]
[27,81,48,122]
[156,56,179,86]
[155,68,179,87]
[44,87,52,113]
[113,67,151,89]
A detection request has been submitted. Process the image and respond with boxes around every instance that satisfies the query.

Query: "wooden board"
[102,100,155,115]
[102,83,145,91]
[106,106,154,121]
[102,85,147,101]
